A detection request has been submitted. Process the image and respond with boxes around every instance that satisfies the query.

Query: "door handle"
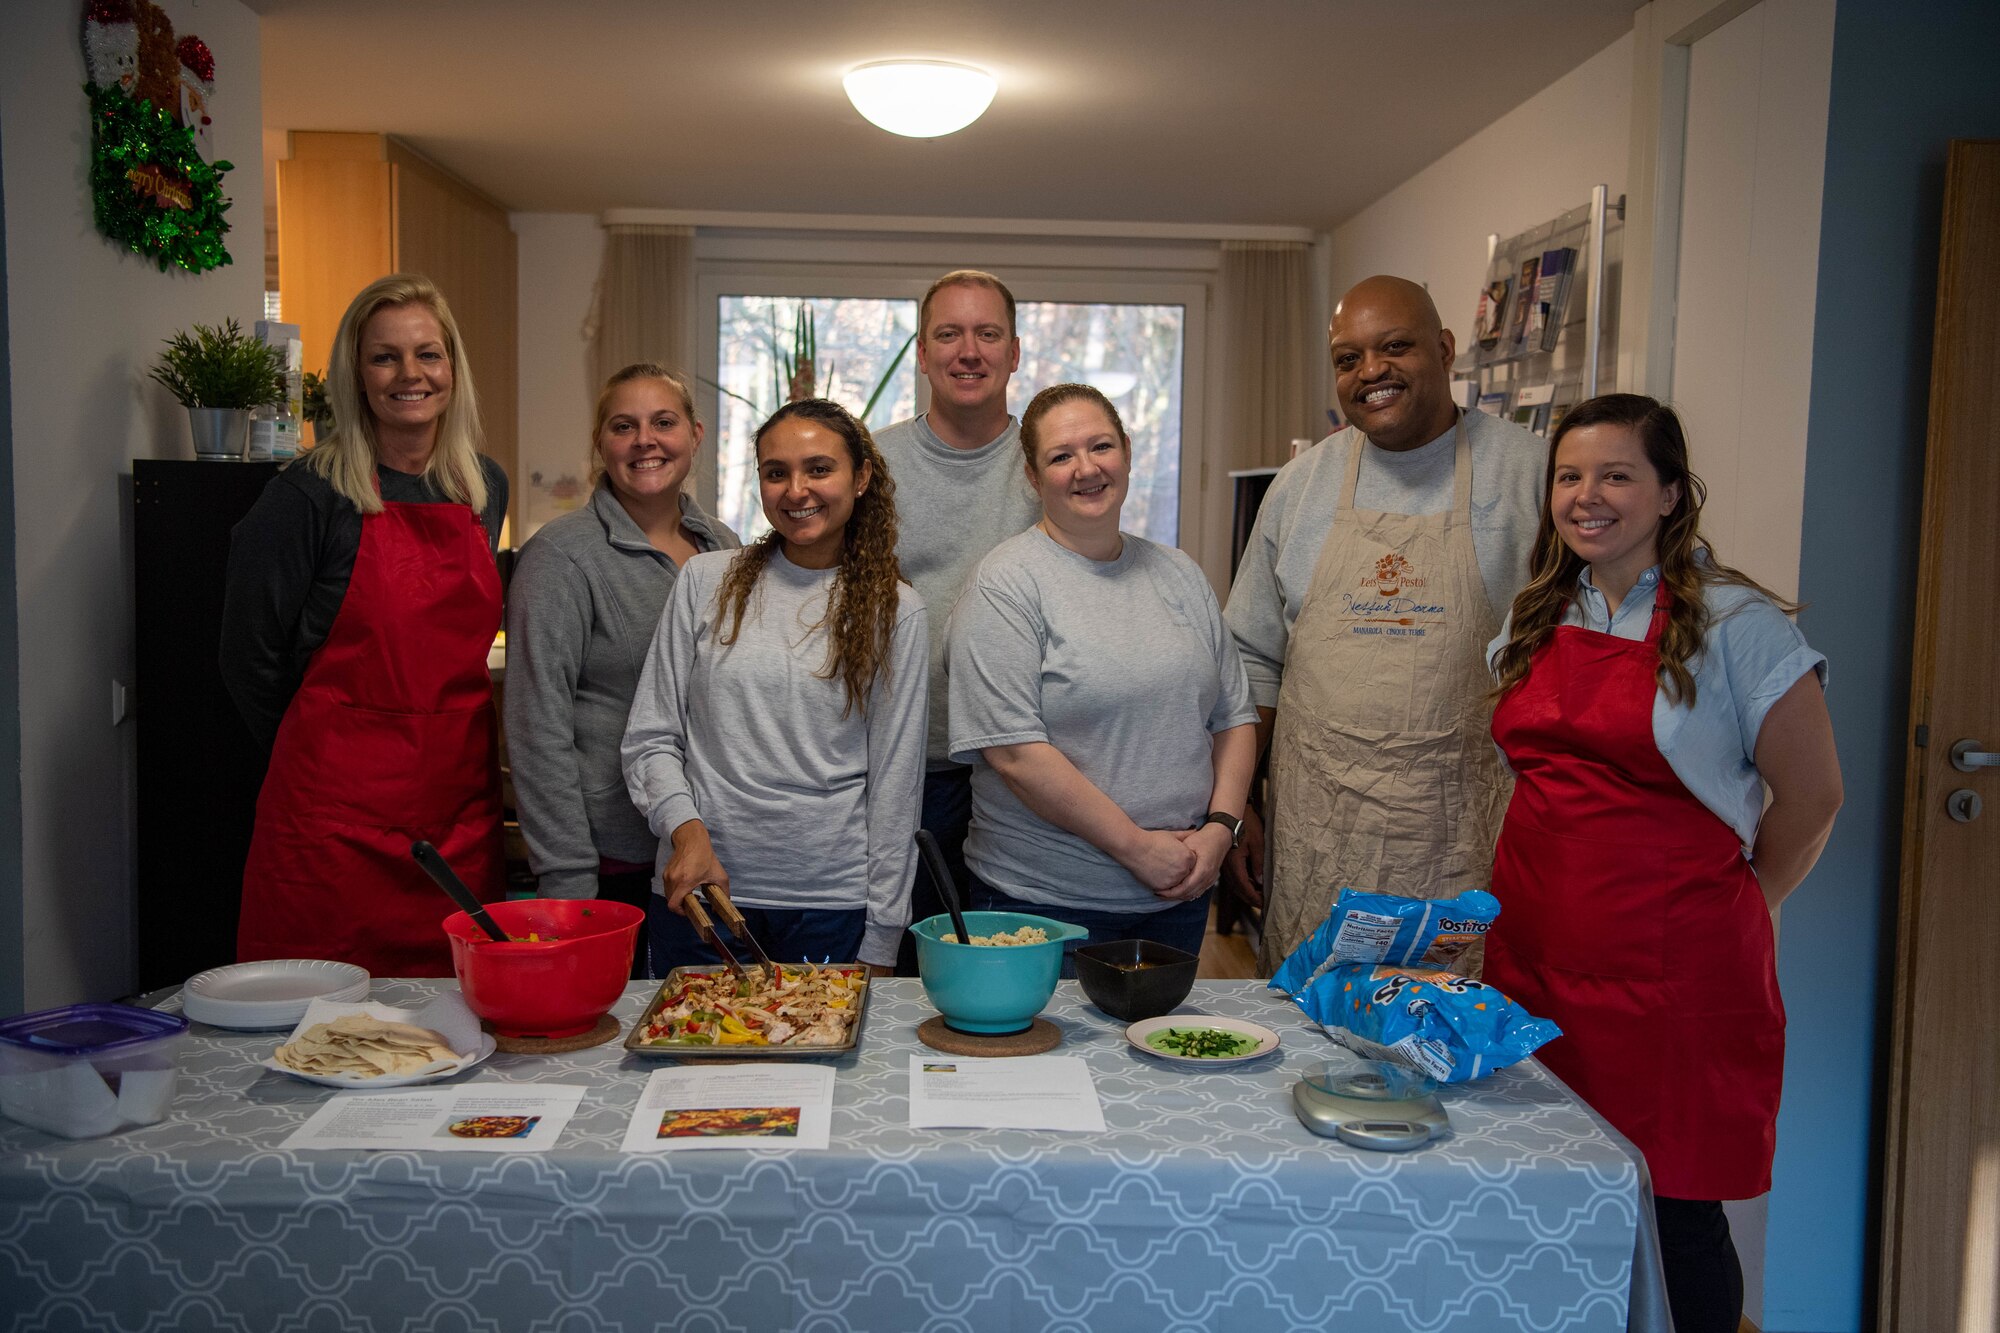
[1951,739,2000,773]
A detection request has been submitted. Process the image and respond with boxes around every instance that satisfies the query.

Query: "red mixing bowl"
[444,899,644,1039]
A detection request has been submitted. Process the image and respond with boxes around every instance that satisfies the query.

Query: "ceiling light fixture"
[843,60,996,139]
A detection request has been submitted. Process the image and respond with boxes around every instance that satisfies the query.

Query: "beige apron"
[1261,414,1509,974]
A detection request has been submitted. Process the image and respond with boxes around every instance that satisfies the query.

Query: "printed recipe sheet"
[620,1064,834,1152]
[282,1084,586,1151]
[908,1054,1106,1132]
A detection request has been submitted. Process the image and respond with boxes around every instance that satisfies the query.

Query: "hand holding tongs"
[684,883,781,986]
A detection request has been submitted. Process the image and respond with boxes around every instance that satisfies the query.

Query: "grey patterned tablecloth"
[0,980,1667,1332]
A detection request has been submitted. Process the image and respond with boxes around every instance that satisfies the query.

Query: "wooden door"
[1878,138,2000,1333]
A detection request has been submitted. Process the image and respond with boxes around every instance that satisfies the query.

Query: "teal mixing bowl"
[910,912,1087,1034]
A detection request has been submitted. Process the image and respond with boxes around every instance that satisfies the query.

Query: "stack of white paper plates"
[180,960,370,1030]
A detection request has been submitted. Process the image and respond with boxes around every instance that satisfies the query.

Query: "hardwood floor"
[1197,900,1260,979]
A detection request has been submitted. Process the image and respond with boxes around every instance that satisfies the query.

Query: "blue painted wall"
[1767,1,2000,1329]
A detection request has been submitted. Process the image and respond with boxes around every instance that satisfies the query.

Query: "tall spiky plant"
[705,301,914,427]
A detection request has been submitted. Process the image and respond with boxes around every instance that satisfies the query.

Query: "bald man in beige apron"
[1260,409,1509,972]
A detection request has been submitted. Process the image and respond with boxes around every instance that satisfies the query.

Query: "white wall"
[514,213,604,537]
[1669,0,1833,605]
[1,1,265,1007]
[1329,32,1633,354]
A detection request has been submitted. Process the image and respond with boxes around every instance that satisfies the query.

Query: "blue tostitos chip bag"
[1294,962,1562,1084]
[1269,887,1501,1001]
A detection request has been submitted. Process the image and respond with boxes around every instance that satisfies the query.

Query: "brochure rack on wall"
[1468,184,1623,439]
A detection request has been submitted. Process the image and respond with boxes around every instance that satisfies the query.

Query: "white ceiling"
[250,0,1640,229]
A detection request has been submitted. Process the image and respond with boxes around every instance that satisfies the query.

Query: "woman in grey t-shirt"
[946,384,1259,974]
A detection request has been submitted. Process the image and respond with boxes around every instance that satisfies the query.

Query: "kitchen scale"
[1291,1062,1450,1152]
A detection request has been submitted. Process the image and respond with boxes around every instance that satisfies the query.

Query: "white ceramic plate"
[1126,1015,1282,1066]
[265,1033,497,1089]
[182,960,370,1030]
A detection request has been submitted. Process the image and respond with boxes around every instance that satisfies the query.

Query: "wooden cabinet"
[276,131,519,536]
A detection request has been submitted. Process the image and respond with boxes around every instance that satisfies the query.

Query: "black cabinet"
[1228,467,1281,577]
[132,460,280,991]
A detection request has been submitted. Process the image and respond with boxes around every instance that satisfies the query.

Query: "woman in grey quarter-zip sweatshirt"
[505,365,738,974]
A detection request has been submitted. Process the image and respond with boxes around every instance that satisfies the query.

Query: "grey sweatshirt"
[621,548,929,966]
[874,414,1040,767]
[504,482,739,897]
[1224,411,1548,708]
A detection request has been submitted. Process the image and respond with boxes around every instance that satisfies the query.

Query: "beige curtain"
[584,223,696,387]
[1218,240,1321,470]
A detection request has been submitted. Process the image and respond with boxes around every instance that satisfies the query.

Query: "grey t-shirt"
[874,414,1040,768]
[1224,410,1547,708]
[621,548,929,966]
[948,527,1260,912]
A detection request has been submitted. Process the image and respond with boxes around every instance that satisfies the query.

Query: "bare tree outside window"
[715,296,1185,546]
[1015,302,1186,546]
[715,296,919,540]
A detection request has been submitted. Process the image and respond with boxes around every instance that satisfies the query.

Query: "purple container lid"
[0,1003,188,1055]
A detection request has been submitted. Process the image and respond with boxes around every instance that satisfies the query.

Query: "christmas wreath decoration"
[82,0,233,274]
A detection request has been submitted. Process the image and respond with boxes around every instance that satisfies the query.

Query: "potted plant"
[703,303,916,425]
[148,319,287,460]
[300,369,332,448]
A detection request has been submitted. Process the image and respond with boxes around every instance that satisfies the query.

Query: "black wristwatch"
[1201,811,1244,847]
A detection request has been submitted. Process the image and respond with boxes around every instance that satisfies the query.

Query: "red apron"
[1483,587,1784,1199]
[237,497,504,977]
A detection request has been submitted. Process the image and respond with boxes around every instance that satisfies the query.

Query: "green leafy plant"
[300,369,331,424]
[148,319,286,409]
[703,303,917,428]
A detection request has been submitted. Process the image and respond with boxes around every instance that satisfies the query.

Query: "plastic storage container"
[0,1004,189,1138]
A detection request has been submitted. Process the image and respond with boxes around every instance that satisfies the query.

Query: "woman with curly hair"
[621,399,927,975]
[946,384,1259,974]
[1482,393,1842,1333]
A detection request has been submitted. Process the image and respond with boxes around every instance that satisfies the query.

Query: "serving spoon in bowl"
[914,830,973,945]
[410,840,511,943]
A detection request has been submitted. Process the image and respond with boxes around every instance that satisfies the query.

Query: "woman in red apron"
[224,275,508,977]
[1483,395,1841,1333]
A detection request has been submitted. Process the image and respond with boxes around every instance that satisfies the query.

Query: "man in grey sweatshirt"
[874,270,1041,972]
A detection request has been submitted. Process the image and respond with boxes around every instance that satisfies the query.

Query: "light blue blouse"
[1487,563,1827,851]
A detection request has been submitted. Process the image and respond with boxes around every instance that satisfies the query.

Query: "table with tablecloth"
[0,979,1668,1332]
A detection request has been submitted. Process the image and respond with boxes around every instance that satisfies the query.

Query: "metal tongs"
[684,882,781,987]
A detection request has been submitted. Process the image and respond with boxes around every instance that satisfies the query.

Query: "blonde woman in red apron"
[1484,394,1841,1333]
[224,276,508,977]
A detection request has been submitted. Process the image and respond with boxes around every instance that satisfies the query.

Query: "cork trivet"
[917,1015,1060,1057]
[486,1012,621,1054]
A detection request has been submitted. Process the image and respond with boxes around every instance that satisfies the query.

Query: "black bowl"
[1073,939,1199,1021]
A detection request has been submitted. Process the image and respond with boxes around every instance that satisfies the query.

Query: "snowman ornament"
[81,0,142,98]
